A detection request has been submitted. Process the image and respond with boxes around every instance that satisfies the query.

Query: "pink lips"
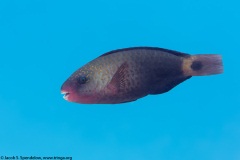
[61,80,98,103]
[61,90,70,101]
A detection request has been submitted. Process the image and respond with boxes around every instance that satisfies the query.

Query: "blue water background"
[0,0,239,159]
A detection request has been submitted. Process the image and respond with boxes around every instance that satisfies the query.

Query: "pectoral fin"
[105,62,129,94]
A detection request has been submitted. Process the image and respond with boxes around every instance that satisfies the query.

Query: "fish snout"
[61,80,74,101]
[61,90,70,101]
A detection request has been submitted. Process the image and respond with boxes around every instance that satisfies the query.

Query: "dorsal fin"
[99,47,190,58]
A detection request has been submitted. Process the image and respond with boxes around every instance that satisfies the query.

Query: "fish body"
[61,47,223,104]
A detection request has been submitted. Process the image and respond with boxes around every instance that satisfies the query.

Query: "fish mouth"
[61,91,70,100]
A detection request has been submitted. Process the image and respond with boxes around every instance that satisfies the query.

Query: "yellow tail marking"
[182,56,196,76]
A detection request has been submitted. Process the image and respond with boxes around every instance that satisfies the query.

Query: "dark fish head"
[61,65,101,104]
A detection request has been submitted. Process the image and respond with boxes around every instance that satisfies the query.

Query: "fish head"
[61,65,100,104]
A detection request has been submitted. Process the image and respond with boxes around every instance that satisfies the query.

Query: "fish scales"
[61,47,223,104]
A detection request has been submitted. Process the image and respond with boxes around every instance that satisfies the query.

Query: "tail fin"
[182,54,223,76]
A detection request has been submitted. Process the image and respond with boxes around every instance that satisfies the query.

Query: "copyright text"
[0,156,72,160]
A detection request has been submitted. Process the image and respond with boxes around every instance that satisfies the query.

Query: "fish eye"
[78,76,87,84]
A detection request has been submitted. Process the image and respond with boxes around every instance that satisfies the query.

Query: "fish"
[61,47,223,104]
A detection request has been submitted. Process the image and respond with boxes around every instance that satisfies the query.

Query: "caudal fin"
[182,54,223,76]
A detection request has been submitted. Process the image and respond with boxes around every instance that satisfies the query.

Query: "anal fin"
[150,76,191,95]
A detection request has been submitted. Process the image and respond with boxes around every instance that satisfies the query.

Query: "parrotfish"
[61,47,223,104]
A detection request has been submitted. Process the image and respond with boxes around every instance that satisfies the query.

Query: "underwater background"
[0,0,239,159]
